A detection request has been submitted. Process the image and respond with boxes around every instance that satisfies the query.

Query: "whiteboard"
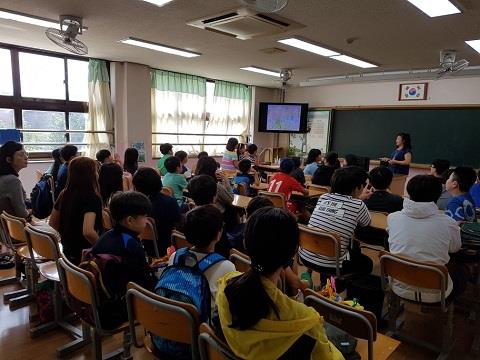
[288,109,332,156]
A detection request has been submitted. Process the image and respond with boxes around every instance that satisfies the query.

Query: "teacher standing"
[384,132,412,175]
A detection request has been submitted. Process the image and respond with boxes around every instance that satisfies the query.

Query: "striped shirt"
[221,150,238,170]
[299,193,371,268]
[239,153,257,165]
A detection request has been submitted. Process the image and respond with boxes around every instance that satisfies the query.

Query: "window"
[0,45,97,156]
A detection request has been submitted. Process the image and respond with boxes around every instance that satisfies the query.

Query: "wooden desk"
[256,164,280,172]
[369,212,388,230]
[232,194,251,209]
[250,183,269,191]
[292,188,325,198]
[390,175,407,196]
[356,333,401,360]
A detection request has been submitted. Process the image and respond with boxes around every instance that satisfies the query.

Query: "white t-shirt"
[387,198,461,303]
[299,193,371,268]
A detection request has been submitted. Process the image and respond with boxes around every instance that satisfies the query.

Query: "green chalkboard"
[330,108,480,167]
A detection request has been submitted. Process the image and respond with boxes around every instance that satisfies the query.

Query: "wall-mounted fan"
[45,15,88,55]
[239,0,288,13]
[437,50,468,78]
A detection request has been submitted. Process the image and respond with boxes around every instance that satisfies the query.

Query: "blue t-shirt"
[233,173,254,195]
[445,193,477,222]
[389,148,411,175]
[303,162,319,176]
[469,183,480,208]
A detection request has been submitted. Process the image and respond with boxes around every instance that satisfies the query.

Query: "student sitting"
[46,148,64,182]
[99,163,124,205]
[364,166,403,213]
[187,174,217,206]
[303,148,322,176]
[91,191,156,328]
[239,143,259,166]
[123,147,139,176]
[233,159,260,196]
[268,158,308,213]
[133,167,181,256]
[469,170,480,208]
[162,156,189,212]
[55,144,78,199]
[289,156,306,185]
[387,175,466,302]
[157,143,173,176]
[174,150,192,179]
[312,151,340,187]
[430,159,452,210]
[299,166,372,275]
[96,149,113,165]
[216,207,343,360]
[343,154,359,167]
[445,166,477,222]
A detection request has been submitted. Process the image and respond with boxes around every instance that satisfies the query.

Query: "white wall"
[286,77,480,106]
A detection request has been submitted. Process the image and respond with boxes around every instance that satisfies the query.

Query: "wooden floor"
[1,251,479,359]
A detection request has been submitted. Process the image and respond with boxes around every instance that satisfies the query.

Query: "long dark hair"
[50,148,63,181]
[0,141,24,176]
[397,132,412,150]
[99,163,123,204]
[224,207,299,330]
[305,148,321,165]
[196,156,218,181]
[123,148,139,175]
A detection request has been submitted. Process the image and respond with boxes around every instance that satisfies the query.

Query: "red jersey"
[268,172,305,212]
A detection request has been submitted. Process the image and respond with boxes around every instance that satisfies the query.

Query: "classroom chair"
[307,184,331,195]
[171,230,191,249]
[229,248,251,273]
[258,191,286,209]
[379,251,454,360]
[126,282,201,359]
[57,255,132,360]
[198,322,241,360]
[389,175,407,197]
[354,211,389,251]
[160,187,173,197]
[139,217,160,258]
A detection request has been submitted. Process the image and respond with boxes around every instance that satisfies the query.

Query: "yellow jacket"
[216,272,344,360]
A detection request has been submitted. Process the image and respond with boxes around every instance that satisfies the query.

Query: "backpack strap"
[173,247,199,268]
[197,253,225,273]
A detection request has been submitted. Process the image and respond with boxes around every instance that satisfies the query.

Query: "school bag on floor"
[461,222,480,249]
[30,173,54,219]
[153,248,224,359]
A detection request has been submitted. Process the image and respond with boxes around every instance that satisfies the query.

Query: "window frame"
[0,42,109,158]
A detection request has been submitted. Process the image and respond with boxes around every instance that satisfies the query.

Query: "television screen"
[258,102,309,133]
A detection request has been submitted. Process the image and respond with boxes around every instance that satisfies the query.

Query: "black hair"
[325,151,340,168]
[442,168,454,185]
[305,148,321,165]
[407,175,442,202]
[165,156,181,173]
[237,143,246,157]
[197,151,208,159]
[246,196,273,218]
[225,207,299,330]
[50,148,63,181]
[344,154,359,167]
[60,145,78,162]
[226,137,239,152]
[0,141,24,176]
[238,159,251,174]
[187,174,217,205]
[184,205,223,248]
[123,148,139,175]
[247,143,258,155]
[397,132,412,150]
[290,156,301,169]
[369,166,393,190]
[196,156,218,180]
[160,143,173,155]
[331,166,368,195]
[132,167,163,196]
[431,159,450,176]
[174,150,188,162]
[109,191,152,222]
[451,166,477,193]
[96,149,112,164]
[99,163,123,204]
[279,158,294,174]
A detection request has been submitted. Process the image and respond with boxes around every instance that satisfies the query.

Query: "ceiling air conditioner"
[187,8,303,40]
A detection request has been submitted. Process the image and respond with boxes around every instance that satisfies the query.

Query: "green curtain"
[214,80,251,100]
[151,69,206,96]
[88,59,110,83]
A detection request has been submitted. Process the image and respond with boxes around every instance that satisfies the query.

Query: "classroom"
[1,1,480,359]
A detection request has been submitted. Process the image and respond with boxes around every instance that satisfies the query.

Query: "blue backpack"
[30,173,54,219]
[153,248,224,359]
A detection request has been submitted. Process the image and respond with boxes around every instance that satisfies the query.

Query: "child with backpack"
[153,205,235,359]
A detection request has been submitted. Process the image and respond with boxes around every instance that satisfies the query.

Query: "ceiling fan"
[239,0,288,13]
[45,15,88,55]
[437,49,469,78]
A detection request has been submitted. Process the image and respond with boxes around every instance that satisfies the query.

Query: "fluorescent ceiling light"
[466,39,480,55]
[240,66,280,77]
[119,37,201,58]
[278,38,339,57]
[0,8,59,28]
[405,0,461,17]
[330,55,377,68]
[141,0,175,7]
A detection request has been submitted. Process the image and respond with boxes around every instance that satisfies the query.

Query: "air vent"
[187,7,304,40]
[259,47,287,54]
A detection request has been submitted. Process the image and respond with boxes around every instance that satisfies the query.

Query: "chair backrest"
[229,248,251,273]
[1,211,27,244]
[198,322,240,360]
[390,175,407,196]
[161,187,173,197]
[379,251,449,310]
[307,184,330,195]
[126,282,200,358]
[172,230,191,249]
[139,217,160,258]
[102,208,113,230]
[237,182,247,196]
[298,225,341,276]
[369,211,388,230]
[304,290,376,360]
[258,191,286,209]
[25,224,60,261]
